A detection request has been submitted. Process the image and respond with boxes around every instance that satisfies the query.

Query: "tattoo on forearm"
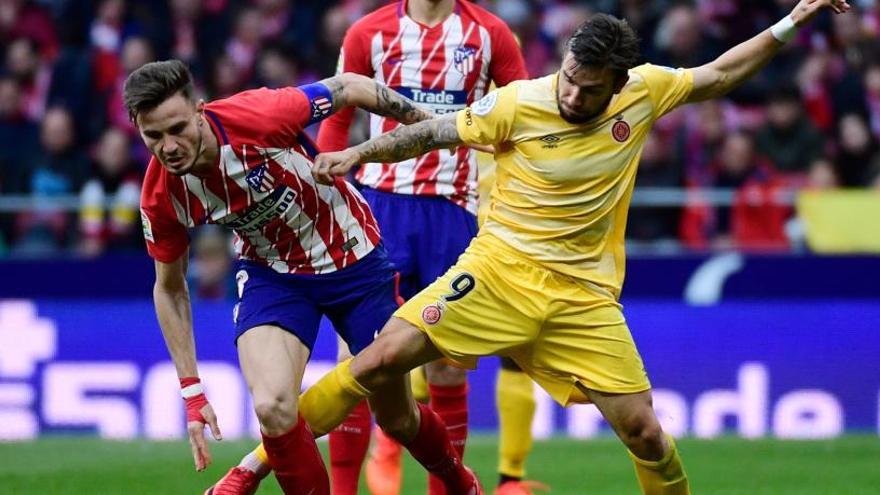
[324,78,348,112]
[372,82,434,124]
[354,117,462,163]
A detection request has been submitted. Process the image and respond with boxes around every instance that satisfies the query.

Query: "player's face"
[136,93,204,176]
[556,52,627,124]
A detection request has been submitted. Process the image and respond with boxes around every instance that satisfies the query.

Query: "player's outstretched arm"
[153,252,222,472]
[312,114,462,184]
[687,0,850,103]
[320,72,435,125]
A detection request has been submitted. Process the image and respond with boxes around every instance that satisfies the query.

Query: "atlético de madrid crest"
[454,46,477,74]
[246,164,275,193]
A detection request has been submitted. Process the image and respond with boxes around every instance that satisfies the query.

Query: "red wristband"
[180,377,209,423]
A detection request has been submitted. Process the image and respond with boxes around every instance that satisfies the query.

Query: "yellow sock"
[629,434,690,495]
[254,443,269,465]
[496,368,535,478]
[410,366,429,403]
[299,359,371,436]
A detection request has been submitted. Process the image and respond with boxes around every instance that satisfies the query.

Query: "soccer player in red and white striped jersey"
[128,59,482,495]
[317,2,534,495]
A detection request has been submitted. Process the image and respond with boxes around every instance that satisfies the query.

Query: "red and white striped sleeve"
[140,159,189,263]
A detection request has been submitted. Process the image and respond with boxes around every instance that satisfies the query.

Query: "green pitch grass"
[1,435,879,494]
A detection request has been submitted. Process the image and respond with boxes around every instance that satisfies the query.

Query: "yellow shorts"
[394,234,650,406]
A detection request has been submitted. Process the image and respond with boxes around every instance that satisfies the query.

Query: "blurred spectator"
[189,226,235,301]
[78,127,141,257]
[863,63,880,138]
[628,132,682,243]
[208,53,246,99]
[0,76,39,194]
[105,36,155,136]
[13,106,88,253]
[5,37,51,121]
[256,44,300,89]
[224,6,262,82]
[807,156,841,190]
[755,85,824,177]
[675,100,741,185]
[0,0,58,59]
[653,4,719,68]
[682,131,787,250]
[835,112,879,187]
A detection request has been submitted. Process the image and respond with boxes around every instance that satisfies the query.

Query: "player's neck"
[191,117,219,178]
[406,0,455,28]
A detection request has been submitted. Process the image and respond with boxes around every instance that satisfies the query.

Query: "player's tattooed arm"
[321,73,434,124]
[355,115,462,162]
[312,115,462,184]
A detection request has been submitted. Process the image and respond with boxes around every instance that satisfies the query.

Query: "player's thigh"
[327,256,401,356]
[516,296,649,406]
[351,316,445,389]
[394,244,543,369]
[336,334,353,362]
[237,324,311,407]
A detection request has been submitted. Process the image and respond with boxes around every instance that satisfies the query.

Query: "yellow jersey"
[455,64,693,298]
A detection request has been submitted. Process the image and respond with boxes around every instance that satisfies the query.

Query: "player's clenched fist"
[313,149,361,185]
[180,377,223,471]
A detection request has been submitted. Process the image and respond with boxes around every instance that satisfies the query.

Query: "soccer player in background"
[304,1,851,494]
[214,1,540,494]
[126,60,482,495]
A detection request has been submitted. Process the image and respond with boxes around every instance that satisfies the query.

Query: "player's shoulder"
[141,158,173,208]
[629,63,688,84]
[457,0,508,30]
[509,74,554,101]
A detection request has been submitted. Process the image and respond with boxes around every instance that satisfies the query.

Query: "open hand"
[187,402,222,471]
[791,0,850,26]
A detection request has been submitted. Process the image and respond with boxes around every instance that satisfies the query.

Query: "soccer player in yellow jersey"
[306,2,849,493]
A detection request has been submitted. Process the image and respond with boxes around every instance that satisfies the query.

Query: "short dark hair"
[567,14,641,78]
[123,60,195,123]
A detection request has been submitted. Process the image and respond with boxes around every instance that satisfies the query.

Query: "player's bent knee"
[621,419,665,461]
[253,393,299,435]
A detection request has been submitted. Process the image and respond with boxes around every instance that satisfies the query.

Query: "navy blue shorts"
[233,246,400,354]
[361,188,478,299]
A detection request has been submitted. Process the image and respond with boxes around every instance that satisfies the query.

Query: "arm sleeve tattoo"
[353,115,462,164]
[320,75,434,125]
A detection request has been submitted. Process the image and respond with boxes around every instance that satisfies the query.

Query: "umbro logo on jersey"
[540,134,561,148]
[246,165,275,193]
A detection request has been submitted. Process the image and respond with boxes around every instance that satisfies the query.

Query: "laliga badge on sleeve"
[471,91,498,117]
[141,209,155,242]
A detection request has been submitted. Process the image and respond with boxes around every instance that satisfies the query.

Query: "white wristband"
[181,383,204,399]
[770,15,798,43]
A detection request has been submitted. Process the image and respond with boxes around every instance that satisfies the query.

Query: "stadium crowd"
[1,0,879,259]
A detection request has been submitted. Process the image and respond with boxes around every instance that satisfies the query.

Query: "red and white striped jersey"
[317,0,527,214]
[140,84,381,275]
